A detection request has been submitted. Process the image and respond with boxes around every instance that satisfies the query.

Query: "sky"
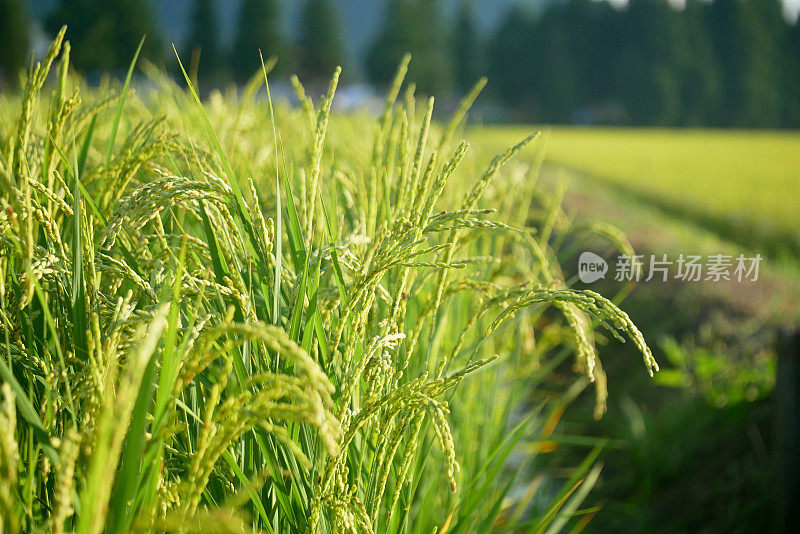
[604,0,800,20]
[788,0,800,19]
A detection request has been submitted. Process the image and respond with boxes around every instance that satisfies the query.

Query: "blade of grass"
[280,151,306,271]
[107,348,159,534]
[173,44,272,313]
[0,357,59,464]
[320,195,348,310]
[289,259,309,342]
[77,113,96,177]
[49,131,143,275]
[544,463,603,534]
[299,206,331,365]
[172,45,247,232]
[77,306,168,534]
[154,239,187,423]
[199,201,230,285]
[222,451,274,531]
[106,36,145,159]
[260,51,282,327]
[70,141,87,363]
[533,442,606,533]
[172,395,275,531]
[449,408,539,533]
[31,278,77,426]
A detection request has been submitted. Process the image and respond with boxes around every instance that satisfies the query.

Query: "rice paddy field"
[6,23,799,534]
[0,33,662,533]
[478,126,800,254]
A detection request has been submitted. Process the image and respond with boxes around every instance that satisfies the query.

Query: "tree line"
[1,0,798,128]
[488,0,800,128]
[0,0,344,85]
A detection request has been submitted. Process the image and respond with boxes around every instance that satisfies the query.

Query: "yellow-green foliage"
[0,32,655,533]
[480,126,800,241]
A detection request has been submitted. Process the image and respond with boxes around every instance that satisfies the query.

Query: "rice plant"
[0,29,656,533]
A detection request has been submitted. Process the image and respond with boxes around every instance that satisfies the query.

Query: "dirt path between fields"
[543,164,800,330]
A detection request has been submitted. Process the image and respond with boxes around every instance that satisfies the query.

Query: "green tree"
[298,0,346,81]
[46,0,163,72]
[0,0,30,86]
[452,0,482,93]
[785,18,800,127]
[186,0,220,80]
[613,0,687,125]
[490,2,591,122]
[488,7,542,118]
[231,0,287,82]
[365,0,406,88]
[487,0,790,127]
[703,0,785,127]
[366,0,452,95]
[675,0,722,126]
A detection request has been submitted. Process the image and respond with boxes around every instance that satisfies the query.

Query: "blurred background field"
[2,0,800,532]
[481,126,800,256]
